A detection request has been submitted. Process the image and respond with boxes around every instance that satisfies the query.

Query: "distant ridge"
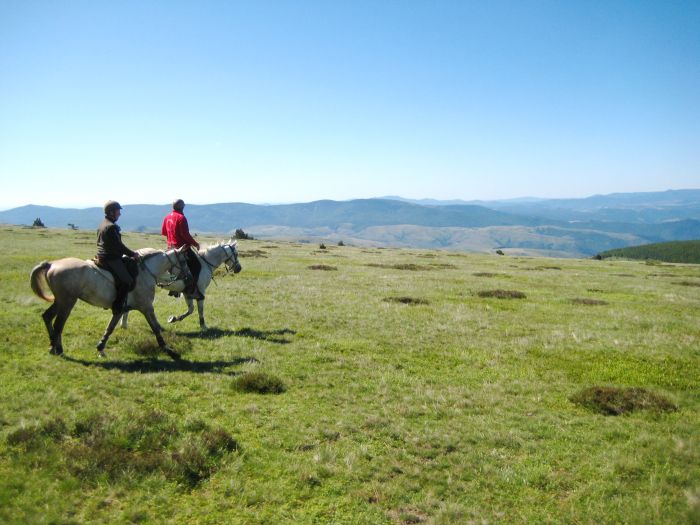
[596,240,700,264]
[1,190,698,258]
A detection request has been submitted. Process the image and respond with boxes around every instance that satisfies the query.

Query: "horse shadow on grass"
[61,354,258,375]
[179,327,297,345]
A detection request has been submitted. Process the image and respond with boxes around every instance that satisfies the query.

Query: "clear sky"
[1,1,698,210]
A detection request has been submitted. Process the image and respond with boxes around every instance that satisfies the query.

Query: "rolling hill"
[595,240,700,264]
[1,190,699,258]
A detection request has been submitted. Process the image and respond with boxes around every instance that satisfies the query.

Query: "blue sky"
[1,1,698,210]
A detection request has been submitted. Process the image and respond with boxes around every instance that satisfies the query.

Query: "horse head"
[224,239,242,274]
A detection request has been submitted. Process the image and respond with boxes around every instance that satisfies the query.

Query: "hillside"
[1,190,699,257]
[596,240,700,264]
[1,226,698,524]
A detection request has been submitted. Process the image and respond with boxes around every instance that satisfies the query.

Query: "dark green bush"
[232,372,286,394]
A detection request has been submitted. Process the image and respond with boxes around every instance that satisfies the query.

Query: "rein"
[199,244,238,281]
[139,250,186,284]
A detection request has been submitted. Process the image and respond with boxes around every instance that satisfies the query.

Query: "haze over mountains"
[2,190,699,258]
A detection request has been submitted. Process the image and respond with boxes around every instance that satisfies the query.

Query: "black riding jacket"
[96,218,136,261]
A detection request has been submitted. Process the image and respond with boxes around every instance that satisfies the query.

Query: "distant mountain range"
[2,189,699,258]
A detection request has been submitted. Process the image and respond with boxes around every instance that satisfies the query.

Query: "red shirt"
[161,210,199,249]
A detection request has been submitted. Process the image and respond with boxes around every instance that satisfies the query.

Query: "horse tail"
[30,261,55,302]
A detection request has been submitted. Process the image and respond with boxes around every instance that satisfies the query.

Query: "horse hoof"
[167,315,177,323]
[49,346,63,356]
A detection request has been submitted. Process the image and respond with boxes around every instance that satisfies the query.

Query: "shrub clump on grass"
[570,386,677,415]
[232,372,286,394]
[240,250,268,258]
[308,265,337,271]
[571,298,609,306]
[6,417,68,448]
[384,296,429,305]
[674,281,700,287]
[477,289,526,299]
[366,263,432,271]
[7,411,240,489]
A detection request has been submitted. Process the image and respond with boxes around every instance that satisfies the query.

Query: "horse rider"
[96,200,141,313]
[161,199,202,298]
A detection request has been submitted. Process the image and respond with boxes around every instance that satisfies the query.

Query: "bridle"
[221,243,240,273]
[200,242,240,274]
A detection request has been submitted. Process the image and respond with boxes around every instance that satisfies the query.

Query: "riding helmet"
[104,200,123,215]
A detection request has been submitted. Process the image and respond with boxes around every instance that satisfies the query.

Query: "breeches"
[103,259,134,289]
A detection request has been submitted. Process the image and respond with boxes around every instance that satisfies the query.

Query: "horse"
[30,247,191,358]
[121,240,242,332]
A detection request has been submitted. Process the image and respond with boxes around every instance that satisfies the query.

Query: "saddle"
[91,256,139,292]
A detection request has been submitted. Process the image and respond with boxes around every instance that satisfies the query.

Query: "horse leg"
[50,299,76,356]
[167,296,194,324]
[41,303,57,351]
[120,311,129,329]
[142,307,179,360]
[197,299,207,331]
[96,312,122,357]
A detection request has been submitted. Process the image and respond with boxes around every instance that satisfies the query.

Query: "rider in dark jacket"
[96,200,140,313]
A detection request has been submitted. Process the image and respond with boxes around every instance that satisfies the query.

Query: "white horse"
[30,247,190,358]
[121,240,242,332]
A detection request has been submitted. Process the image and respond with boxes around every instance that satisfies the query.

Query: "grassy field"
[1,226,699,524]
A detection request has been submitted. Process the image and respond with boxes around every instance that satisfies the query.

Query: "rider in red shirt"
[162,199,202,298]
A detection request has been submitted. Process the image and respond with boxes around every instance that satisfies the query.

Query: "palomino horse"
[121,240,242,332]
[30,247,190,357]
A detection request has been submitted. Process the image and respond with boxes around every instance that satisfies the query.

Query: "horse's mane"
[199,240,235,255]
[136,247,163,259]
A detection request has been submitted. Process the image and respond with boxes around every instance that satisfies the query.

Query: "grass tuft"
[240,250,268,258]
[570,298,609,306]
[6,417,68,448]
[232,372,286,394]
[384,296,429,305]
[308,265,337,271]
[674,281,700,287]
[367,263,432,271]
[7,411,240,489]
[477,289,527,299]
[570,386,677,415]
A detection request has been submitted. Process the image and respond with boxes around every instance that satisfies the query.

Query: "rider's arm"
[177,216,199,249]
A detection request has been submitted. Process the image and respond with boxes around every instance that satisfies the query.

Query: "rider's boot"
[112,285,129,314]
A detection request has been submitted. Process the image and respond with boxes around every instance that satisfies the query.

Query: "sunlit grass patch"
[570,386,677,415]
[477,289,527,299]
[232,372,286,394]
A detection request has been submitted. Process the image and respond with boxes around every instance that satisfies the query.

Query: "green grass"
[1,226,699,524]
